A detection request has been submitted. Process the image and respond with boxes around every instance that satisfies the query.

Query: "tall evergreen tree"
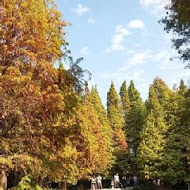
[138,78,173,182]
[151,78,172,108]
[73,83,112,178]
[107,82,127,149]
[91,86,111,132]
[179,79,187,95]
[107,82,123,128]
[119,81,130,131]
[127,80,145,158]
[162,80,190,184]
[138,85,166,180]
[90,86,112,168]
[107,82,128,175]
[179,88,190,183]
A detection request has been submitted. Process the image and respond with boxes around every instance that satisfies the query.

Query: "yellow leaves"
[70,98,112,176]
[0,0,99,185]
[5,67,21,77]
[44,142,80,183]
[0,0,67,68]
[2,44,8,51]
[0,157,13,168]
[12,154,43,175]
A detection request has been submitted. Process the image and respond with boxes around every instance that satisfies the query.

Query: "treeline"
[0,0,190,190]
[106,78,190,187]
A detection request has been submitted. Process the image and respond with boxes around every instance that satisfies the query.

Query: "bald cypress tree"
[127,80,145,158]
[107,82,128,174]
[90,86,112,168]
[119,81,130,133]
[107,82,127,149]
[107,83,123,129]
[138,84,166,180]
[74,82,112,176]
[161,80,190,184]
[179,79,187,95]
[138,78,173,181]
[179,86,190,183]
[91,86,111,135]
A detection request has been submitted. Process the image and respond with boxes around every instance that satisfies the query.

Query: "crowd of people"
[91,174,138,189]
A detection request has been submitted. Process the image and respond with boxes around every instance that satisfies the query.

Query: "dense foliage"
[0,0,112,189]
[0,0,190,189]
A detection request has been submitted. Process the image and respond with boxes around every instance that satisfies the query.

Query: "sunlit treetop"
[0,0,67,68]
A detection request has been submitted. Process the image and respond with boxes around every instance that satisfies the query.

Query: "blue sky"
[55,0,190,105]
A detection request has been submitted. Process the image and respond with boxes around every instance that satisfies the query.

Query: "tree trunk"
[61,181,67,190]
[0,169,7,190]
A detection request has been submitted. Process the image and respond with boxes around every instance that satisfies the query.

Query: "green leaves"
[137,78,170,179]
[16,175,42,190]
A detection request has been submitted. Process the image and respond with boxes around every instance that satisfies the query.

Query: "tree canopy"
[1,0,190,189]
[161,0,190,66]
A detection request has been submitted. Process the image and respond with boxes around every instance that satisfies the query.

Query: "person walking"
[121,175,127,188]
[111,179,114,189]
[126,177,130,187]
[114,173,120,188]
[91,175,97,190]
[97,175,103,189]
[130,176,133,186]
[133,175,138,187]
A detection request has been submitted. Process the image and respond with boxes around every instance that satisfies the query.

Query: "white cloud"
[102,50,150,83]
[128,50,152,65]
[155,50,170,70]
[136,81,150,100]
[80,47,89,56]
[139,0,170,15]
[151,49,181,71]
[178,70,190,79]
[128,19,145,30]
[107,25,130,52]
[140,0,162,6]
[102,70,145,84]
[102,70,145,85]
[156,50,169,61]
[75,4,90,16]
[127,70,145,81]
[118,50,152,72]
[88,18,95,24]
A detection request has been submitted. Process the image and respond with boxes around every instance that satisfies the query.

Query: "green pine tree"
[107,82,127,148]
[107,83,124,129]
[161,80,190,184]
[119,81,130,132]
[91,86,112,137]
[127,80,146,158]
[179,79,187,95]
[138,84,166,180]
[90,85,112,169]
[74,82,112,176]
[107,82,128,175]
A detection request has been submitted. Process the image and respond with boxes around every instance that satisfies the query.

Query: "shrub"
[16,175,42,190]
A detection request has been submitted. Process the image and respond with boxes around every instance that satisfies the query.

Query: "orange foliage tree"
[0,0,112,189]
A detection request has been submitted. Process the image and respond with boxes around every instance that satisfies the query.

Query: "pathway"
[107,188,132,189]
